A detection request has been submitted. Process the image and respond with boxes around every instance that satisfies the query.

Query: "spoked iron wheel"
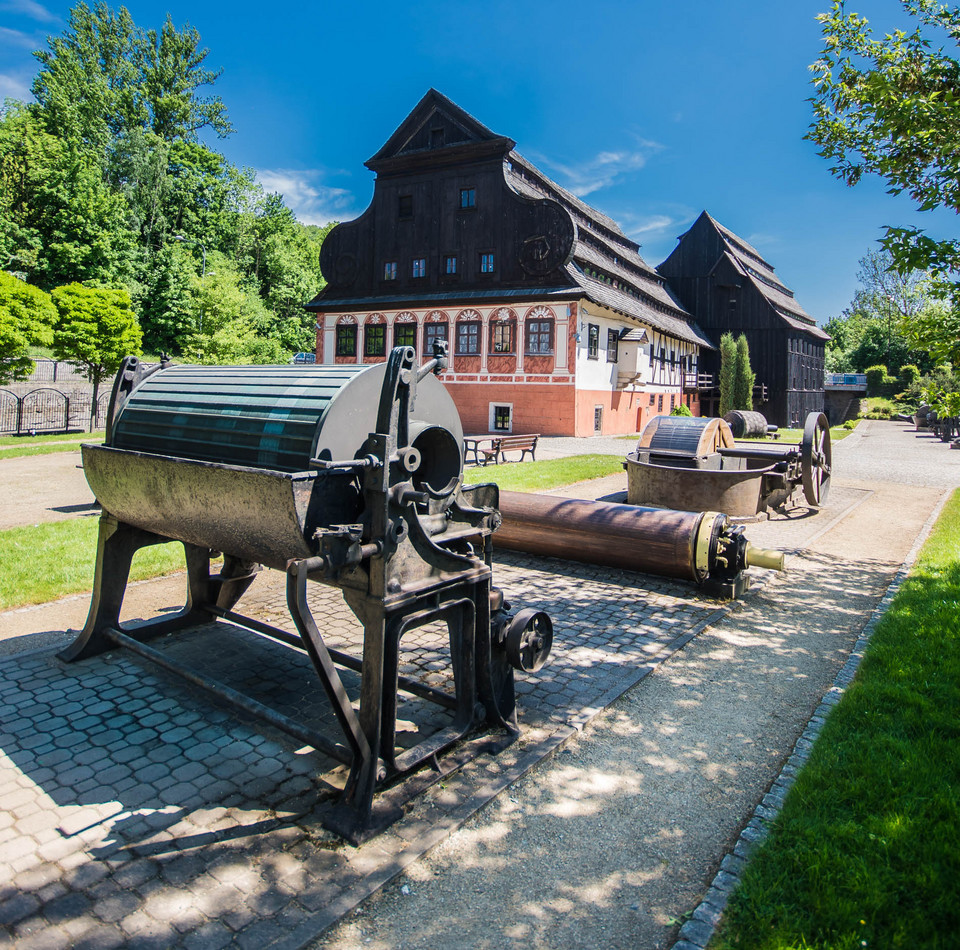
[801,412,832,506]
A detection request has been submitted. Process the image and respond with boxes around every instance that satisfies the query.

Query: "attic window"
[430,127,444,147]
[399,195,413,218]
[459,188,476,209]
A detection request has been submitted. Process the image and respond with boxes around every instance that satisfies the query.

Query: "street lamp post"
[173,233,207,276]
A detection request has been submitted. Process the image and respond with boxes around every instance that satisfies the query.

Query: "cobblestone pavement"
[0,549,725,949]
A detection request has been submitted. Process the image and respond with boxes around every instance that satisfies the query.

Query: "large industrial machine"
[62,345,552,843]
[624,412,832,519]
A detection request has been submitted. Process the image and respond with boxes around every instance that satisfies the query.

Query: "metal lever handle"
[310,454,381,472]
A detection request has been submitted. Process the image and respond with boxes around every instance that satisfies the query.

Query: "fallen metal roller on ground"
[61,344,552,844]
[494,491,784,599]
[625,411,832,519]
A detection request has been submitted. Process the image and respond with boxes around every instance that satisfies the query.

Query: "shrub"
[860,396,898,419]
[670,404,693,417]
[865,364,897,397]
[899,364,920,387]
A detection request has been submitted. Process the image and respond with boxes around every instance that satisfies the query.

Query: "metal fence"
[24,359,89,383]
[0,388,111,435]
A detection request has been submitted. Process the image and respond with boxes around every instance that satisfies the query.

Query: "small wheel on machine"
[801,412,832,506]
[505,608,553,673]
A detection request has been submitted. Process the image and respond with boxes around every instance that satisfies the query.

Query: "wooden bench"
[463,436,498,466]
[480,433,540,465]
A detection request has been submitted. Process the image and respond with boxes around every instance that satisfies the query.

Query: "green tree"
[718,332,737,417]
[825,248,937,374]
[33,2,232,154]
[0,101,135,289]
[0,272,57,382]
[808,2,960,314]
[733,334,755,410]
[180,256,284,364]
[51,283,142,427]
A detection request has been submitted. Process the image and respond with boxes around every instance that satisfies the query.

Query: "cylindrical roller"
[723,410,770,439]
[83,356,466,568]
[497,491,720,583]
[495,491,785,586]
[636,415,734,456]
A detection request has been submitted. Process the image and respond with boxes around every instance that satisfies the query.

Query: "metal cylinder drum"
[636,415,734,456]
[723,410,770,439]
[495,490,725,582]
[82,360,464,569]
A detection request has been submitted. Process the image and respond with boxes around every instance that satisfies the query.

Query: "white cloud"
[0,72,33,102]
[745,232,780,250]
[256,168,357,226]
[0,0,59,23]
[0,26,46,48]
[532,140,664,198]
[610,208,696,243]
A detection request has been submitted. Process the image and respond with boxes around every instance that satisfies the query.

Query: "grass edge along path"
[0,454,623,610]
[712,487,960,950]
[0,518,188,611]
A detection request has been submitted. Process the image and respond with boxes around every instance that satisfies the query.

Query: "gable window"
[456,320,480,355]
[430,127,444,147]
[459,188,476,209]
[526,317,554,355]
[412,258,426,278]
[394,322,417,352]
[424,321,448,354]
[587,324,599,360]
[383,261,397,281]
[480,252,495,273]
[445,256,458,275]
[607,329,619,363]
[398,195,413,218]
[491,321,514,354]
[336,324,357,358]
[364,323,385,357]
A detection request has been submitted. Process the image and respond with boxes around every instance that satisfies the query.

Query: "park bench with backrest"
[479,433,539,465]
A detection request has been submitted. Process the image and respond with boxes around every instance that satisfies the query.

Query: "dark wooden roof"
[504,152,713,347]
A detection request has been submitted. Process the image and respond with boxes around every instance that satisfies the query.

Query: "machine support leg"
[60,515,217,662]
[286,564,370,763]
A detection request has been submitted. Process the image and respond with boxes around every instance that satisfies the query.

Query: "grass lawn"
[0,518,189,610]
[0,431,101,458]
[712,488,960,950]
[464,453,624,493]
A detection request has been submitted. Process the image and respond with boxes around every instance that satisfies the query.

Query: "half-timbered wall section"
[657,211,828,427]
[307,90,713,437]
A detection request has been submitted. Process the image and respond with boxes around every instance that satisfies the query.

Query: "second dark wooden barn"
[658,211,828,427]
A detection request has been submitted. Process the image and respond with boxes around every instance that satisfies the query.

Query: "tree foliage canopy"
[0,271,57,383]
[1,1,330,364]
[808,1,960,303]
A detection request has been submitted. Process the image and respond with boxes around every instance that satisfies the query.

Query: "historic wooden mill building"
[657,212,828,427]
[306,90,713,437]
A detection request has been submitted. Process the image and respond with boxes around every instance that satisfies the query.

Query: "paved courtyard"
[0,420,957,948]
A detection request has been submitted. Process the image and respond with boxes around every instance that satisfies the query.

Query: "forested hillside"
[0,1,331,373]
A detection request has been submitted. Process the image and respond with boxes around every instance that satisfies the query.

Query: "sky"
[1,0,956,325]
